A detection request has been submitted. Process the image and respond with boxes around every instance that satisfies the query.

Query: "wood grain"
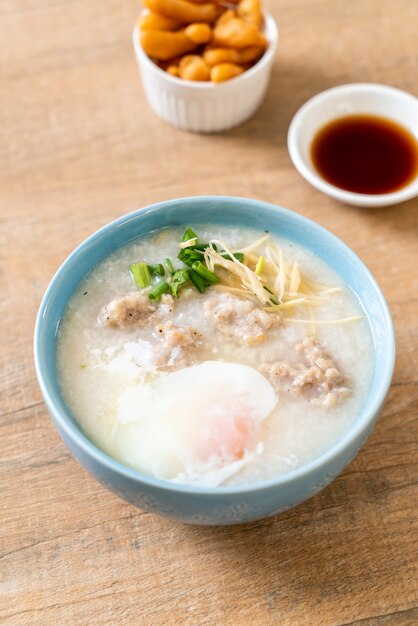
[1,1,417,624]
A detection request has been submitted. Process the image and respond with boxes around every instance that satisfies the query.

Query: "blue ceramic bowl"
[34,197,395,525]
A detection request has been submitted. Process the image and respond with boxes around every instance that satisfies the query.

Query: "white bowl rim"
[34,196,396,496]
[287,82,418,207]
[133,11,279,90]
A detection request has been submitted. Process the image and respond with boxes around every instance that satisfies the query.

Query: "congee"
[56,225,374,487]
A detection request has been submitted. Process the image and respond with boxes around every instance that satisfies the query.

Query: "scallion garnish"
[221,252,244,263]
[148,263,165,277]
[129,228,270,304]
[191,261,220,284]
[148,280,170,300]
[170,269,190,298]
[130,262,151,288]
[263,286,279,305]
[189,269,208,293]
[178,248,202,267]
[179,238,198,249]
[165,258,175,275]
[194,242,216,252]
[255,256,265,275]
[182,227,198,242]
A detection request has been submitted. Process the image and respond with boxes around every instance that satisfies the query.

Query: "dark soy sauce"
[311,114,418,194]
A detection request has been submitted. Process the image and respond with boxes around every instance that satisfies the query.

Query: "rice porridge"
[56,225,374,487]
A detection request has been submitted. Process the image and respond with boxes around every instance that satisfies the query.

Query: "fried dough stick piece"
[139,12,182,31]
[140,30,198,61]
[213,16,266,48]
[203,45,265,67]
[144,0,222,24]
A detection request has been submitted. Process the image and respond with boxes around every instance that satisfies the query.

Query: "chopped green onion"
[221,252,244,263]
[148,280,170,301]
[178,248,201,267]
[194,243,216,252]
[255,255,265,275]
[170,269,190,298]
[179,238,197,249]
[148,263,165,277]
[189,269,208,293]
[130,262,151,288]
[191,261,220,284]
[165,258,175,275]
[264,286,279,305]
[264,285,280,304]
[182,227,198,242]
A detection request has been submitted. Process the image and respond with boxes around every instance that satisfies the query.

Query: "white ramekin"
[133,13,278,133]
[288,83,418,207]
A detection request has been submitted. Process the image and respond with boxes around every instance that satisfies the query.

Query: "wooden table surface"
[1,1,417,624]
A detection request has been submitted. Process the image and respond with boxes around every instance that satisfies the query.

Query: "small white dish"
[287,83,418,207]
[133,13,278,133]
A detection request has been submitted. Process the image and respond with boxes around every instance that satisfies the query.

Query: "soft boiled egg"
[114,361,278,487]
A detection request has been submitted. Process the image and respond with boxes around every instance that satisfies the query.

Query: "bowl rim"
[34,196,395,495]
[132,11,279,90]
[287,82,418,207]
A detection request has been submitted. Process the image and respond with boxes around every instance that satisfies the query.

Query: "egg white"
[114,361,277,485]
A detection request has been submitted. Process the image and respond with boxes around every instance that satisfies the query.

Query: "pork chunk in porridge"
[204,292,280,346]
[100,291,174,329]
[153,320,204,369]
[264,336,351,407]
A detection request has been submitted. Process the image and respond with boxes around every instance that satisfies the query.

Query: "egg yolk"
[196,404,258,463]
